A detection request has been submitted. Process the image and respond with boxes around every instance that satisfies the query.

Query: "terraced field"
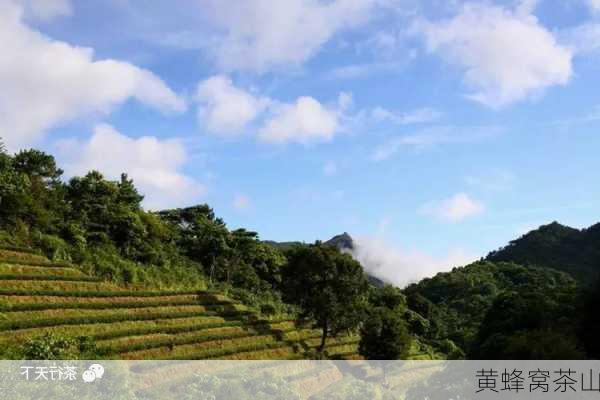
[0,248,361,360]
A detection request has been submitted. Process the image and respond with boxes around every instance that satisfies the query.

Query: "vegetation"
[282,244,369,351]
[487,221,600,283]
[1,142,599,361]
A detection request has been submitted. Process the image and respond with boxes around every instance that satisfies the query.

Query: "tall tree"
[282,243,369,351]
[359,306,411,360]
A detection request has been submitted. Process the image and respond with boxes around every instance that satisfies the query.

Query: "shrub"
[23,333,77,359]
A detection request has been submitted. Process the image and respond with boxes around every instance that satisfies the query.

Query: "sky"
[1,0,600,286]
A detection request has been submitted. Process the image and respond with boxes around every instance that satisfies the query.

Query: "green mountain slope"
[486,221,600,283]
[403,260,579,356]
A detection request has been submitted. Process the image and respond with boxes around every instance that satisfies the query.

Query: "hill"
[403,260,582,358]
[0,247,361,360]
[486,221,600,283]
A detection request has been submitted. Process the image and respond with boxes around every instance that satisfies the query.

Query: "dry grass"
[0,315,234,345]
[0,280,121,292]
[0,264,85,277]
[120,334,280,360]
[0,250,48,264]
[5,304,214,321]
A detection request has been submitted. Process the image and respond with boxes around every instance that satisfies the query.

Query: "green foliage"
[474,288,583,359]
[487,221,600,283]
[404,261,578,355]
[359,306,411,360]
[22,333,97,359]
[282,243,369,351]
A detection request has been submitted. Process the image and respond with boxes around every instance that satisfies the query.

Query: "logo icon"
[82,364,105,383]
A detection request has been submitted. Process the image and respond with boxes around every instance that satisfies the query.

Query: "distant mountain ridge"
[486,221,600,283]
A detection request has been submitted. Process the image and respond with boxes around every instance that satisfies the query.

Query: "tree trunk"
[319,321,328,352]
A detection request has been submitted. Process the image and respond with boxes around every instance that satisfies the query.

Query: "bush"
[34,233,71,262]
[22,333,99,359]
[23,333,76,359]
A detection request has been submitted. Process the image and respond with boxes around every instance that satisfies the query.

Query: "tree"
[159,205,230,281]
[282,243,369,351]
[359,306,411,360]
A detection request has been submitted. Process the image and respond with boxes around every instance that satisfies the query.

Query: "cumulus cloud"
[258,97,340,144]
[196,75,270,135]
[419,193,485,222]
[350,235,476,287]
[195,75,347,144]
[57,124,204,210]
[412,3,572,108]
[0,1,185,150]
[198,0,380,72]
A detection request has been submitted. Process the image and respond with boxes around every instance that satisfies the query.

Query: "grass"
[0,249,361,360]
[0,264,86,277]
[0,297,235,312]
[0,306,252,331]
[98,327,264,355]
[0,249,48,264]
[0,274,102,282]
[0,245,41,255]
[0,316,242,345]
[120,334,282,359]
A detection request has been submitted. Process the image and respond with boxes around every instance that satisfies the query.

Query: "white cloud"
[0,1,185,150]
[258,96,340,144]
[232,194,251,211]
[57,124,204,210]
[371,107,442,125]
[195,75,347,144]
[198,0,381,72]
[371,125,502,162]
[196,75,270,135]
[419,193,485,222]
[412,3,572,108]
[350,235,476,287]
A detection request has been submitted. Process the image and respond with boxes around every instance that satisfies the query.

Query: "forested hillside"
[405,220,600,359]
[0,143,598,360]
[486,221,600,283]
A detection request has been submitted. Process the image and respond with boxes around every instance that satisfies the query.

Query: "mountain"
[266,233,386,288]
[324,233,385,288]
[486,221,600,283]
[324,232,355,251]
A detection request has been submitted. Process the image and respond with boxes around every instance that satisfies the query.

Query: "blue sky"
[1,0,600,285]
